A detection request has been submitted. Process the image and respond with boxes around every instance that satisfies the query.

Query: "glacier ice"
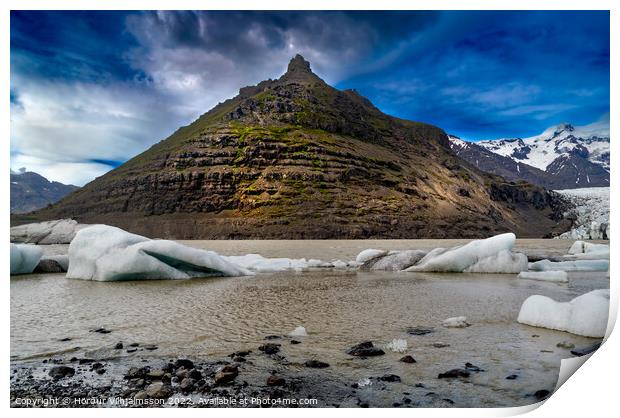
[405,233,527,273]
[529,259,609,272]
[517,271,568,283]
[555,188,609,240]
[224,254,332,272]
[289,326,308,337]
[566,241,609,259]
[442,316,470,328]
[10,219,87,244]
[355,249,387,264]
[517,289,609,337]
[10,243,43,275]
[66,225,252,281]
[384,338,408,353]
[368,250,427,271]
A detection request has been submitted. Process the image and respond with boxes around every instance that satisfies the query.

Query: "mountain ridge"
[12,55,570,239]
[450,120,609,189]
[10,170,79,214]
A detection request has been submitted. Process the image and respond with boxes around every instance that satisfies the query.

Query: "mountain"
[468,121,609,189]
[10,170,79,214]
[448,136,559,188]
[12,55,570,239]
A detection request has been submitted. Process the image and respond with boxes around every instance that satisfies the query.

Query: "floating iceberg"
[10,219,87,244]
[405,233,527,273]
[517,289,609,337]
[66,225,252,281]
[518,271,568,283]
[529,259,609,272]
[224,254,332,273]
[566,241,609,260]
[10,243,43,275]
[355,249,387,264]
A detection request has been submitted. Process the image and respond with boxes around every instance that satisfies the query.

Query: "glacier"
[10,243,43,275]
[517,289,609,338]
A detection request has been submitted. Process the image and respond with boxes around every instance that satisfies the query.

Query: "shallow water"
[11,239,609,407]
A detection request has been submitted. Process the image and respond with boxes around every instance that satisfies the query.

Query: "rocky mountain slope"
[10,170,78,214]
[466,122,609,189]
[13,55,570,239]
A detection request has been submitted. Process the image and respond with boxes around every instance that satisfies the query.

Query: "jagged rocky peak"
[279,54,322,84]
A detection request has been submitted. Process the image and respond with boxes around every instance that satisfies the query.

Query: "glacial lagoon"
[10,239,609,407]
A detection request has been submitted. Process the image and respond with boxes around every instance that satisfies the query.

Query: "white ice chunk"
[289,326,308,337]
[405,233,527,273]
[224,254,331,272]
[442,316,470,328]
[66,225,252,281]
[355,249,387,263]
[566,241,609,259]
[10,243,43,275]
[529,259,609,272]
[384,338,408,353]
[10,219,87,244]
[517,289,609,337]
[518,271,568,283]
[332,260,348,269]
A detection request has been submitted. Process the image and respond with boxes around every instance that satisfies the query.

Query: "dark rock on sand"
[399,355,417,363]
[146,369,165,379]
[265,335,282,340]
[48,366,75,380]
[571,343,601,357]
[144,382,173,399]
[266,375,286,386]
[258,343,281,355]
[175,359,194,369]
[305,360,330,368]
[379,374,401,382]
[214,365,239,386]
[180,378,195,391]
[438,369,470,379]
[90,327,111,334]
[59,337,72,342]
[506,374,518,380]
[407,327,434,335]
[114,342,123,349]
[557,341,575,349]
[533,389,551,400]
[125,367,149,379]
[346,341,385,357]
[34,259,65,273]
[432,342,450,348]
[290,340,301,345]
[465,362,484,372]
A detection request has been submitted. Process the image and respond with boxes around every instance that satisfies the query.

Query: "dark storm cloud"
[10,10,609,185]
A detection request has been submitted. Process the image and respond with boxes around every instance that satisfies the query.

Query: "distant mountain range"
[10,170,79,214]
[449,121,610,189]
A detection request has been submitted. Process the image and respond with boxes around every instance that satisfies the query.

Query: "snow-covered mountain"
[449,119,610,189]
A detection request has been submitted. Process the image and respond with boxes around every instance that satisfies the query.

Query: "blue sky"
[10,10,609,185]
